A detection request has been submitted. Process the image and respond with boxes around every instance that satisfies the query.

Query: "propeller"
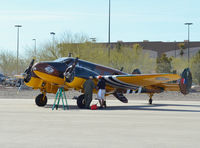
[63,57,78,83]
[24,59,35,83]
[17,79,24,94]
[14,59,35,94]
[15,59,35,80]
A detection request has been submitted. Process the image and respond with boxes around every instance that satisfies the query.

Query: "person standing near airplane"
[83,76,95,109]
[97,76,106,108]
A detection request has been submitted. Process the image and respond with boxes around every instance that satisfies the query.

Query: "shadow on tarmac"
[44,103,200,113]
[105,104,200,113]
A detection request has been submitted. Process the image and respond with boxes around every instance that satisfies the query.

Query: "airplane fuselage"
[25,57,128,93]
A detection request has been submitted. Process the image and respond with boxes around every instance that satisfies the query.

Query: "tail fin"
[179,68,192,95]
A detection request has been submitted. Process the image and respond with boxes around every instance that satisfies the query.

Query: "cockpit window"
[65,59,73,65]
[53,58,73,64]
[53,58,68,62]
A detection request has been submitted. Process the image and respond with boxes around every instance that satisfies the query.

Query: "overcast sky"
[0,0,199,55]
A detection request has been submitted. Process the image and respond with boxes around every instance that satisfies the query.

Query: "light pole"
[174,41,176,58]
[184,23,193,66]
[32,39,36,57]
[108,0,111,59]
[14,25,22,74]
[90,37,96,42]
[50,32,55,50]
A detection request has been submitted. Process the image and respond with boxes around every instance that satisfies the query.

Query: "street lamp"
[50,32,55,50]
[32,39,36,57]
[174,41,176,58]
[14,25,22,74]
[108,0,111,59]
[90,37,96,42]
[184,22,193,66]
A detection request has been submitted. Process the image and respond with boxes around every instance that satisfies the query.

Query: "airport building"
[101,41,200,58]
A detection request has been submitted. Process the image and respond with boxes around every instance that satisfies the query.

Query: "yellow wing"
[102,73,180,91]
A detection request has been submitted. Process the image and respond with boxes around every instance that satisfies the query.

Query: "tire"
[77,94,85,108]
[35,94,47,107]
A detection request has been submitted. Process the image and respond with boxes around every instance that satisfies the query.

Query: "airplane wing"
[101,73,180,91]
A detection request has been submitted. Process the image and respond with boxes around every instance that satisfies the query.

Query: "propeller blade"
[25,59,35,74]
[17,85,22,94]
[16,78,24,94]
[66,57,78,74]
[63,57,79,82]
[24,59,35,83]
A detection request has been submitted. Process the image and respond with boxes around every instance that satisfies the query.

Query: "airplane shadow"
[45,104,79,110]
[104,104,200,113]
[44,103,200,113]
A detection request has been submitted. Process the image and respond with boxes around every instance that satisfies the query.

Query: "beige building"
[101,41,200,58]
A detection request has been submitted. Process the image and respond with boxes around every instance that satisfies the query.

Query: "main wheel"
[77,94,85,108]
[35,94,47,107]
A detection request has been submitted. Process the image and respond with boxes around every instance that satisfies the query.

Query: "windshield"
[53,57,68,62]
[53,57,74,65]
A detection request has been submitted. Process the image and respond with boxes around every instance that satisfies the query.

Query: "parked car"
[4,77,17,87]
[0,73,6,84]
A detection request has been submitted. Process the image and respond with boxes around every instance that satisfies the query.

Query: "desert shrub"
[190,51,200,85]
[156,54,172,73]
[0,50,28,75]
[171,57,188,74]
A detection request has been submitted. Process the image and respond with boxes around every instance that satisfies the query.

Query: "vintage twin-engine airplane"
[18,57,192,108]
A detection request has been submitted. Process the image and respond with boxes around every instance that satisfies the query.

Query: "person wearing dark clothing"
[83,76,95,109]
[97,76,106,108]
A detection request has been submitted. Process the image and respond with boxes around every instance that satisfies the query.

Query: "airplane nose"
[32,62,64,84]
[32,62,63,78]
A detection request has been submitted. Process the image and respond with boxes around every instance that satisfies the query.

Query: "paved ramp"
[0,99,200,148]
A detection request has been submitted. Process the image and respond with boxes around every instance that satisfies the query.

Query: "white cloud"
[0,10,105,22]
[0,11,71,21]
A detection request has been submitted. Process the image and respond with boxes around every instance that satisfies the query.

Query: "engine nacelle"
[64,66,75,83]
[64,66,98,88]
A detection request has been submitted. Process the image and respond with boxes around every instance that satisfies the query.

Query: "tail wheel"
[35,94,47,107]
[77,94,85,108]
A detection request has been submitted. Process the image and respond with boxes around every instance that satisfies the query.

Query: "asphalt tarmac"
[0,98,200,148]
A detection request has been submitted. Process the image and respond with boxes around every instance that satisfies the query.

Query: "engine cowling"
[64,65,75,83]
[63,58,78,83]
[64,66,98,88]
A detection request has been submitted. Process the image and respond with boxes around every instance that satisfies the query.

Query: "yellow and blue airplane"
[17,57,192,108]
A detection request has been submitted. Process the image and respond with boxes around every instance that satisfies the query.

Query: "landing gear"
[77,94,85,108]
[148,93,154,104]
[35,94,47,107]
